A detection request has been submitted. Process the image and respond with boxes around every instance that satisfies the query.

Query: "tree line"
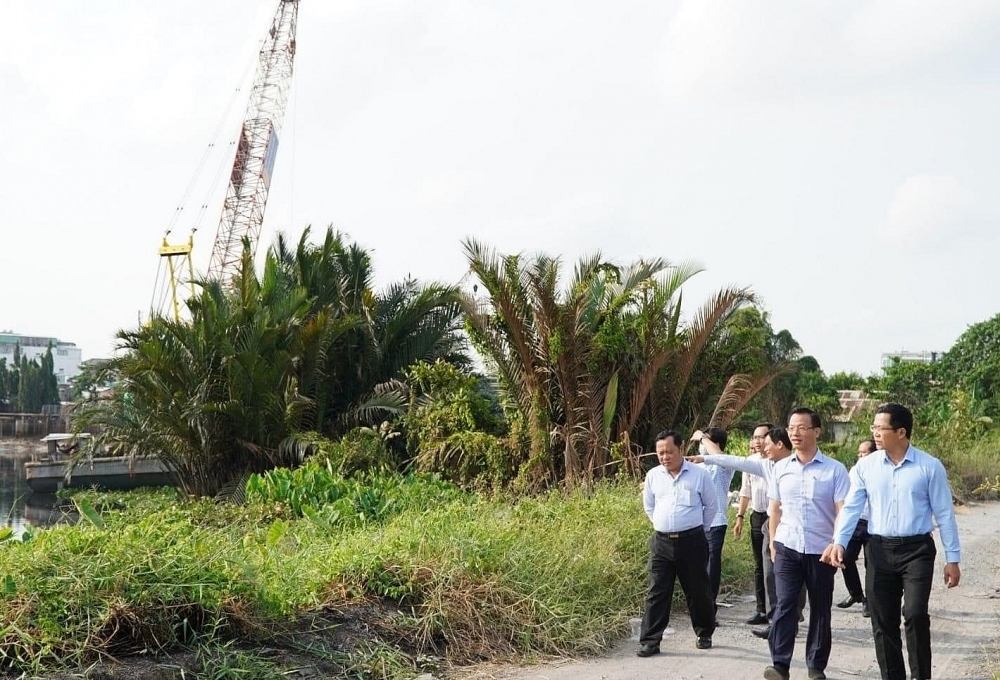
[76,226,965,496]
[0,345,61,413]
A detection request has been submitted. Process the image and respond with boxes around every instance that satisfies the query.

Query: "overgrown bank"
[0,479,752,679]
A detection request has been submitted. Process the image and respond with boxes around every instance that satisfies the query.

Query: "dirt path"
[481,502,1000,680]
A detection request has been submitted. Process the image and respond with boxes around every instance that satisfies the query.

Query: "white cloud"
[845,0,1000,68]
[659,0,1000,102]
[878,175,993,245]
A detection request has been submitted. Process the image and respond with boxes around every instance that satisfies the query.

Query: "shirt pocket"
[803,474,834,501]
[674,489,695,507]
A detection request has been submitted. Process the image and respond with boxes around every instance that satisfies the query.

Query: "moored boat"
[24,434,178,493]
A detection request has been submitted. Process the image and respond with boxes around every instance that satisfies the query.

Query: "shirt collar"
[878,444,916,465]
[793,449,825,466]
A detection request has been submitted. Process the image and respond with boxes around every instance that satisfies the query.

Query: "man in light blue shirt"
[824,403,961,680]
[764,408,850,680]
[692,427,734,617]
[637,430,719,658]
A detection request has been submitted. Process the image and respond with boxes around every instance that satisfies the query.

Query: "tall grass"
[0,479,759,677]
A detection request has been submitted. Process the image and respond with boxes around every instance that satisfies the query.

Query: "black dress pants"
[841,518,870,601]
[866,534,936,680]
[770,542,836,673]
[750,510,767,614]
[639,528,716,645]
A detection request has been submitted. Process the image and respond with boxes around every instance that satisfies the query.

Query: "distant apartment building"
[0,331,83,384]
[880,350,943,368]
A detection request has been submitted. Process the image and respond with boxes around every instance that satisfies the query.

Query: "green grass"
[0,481,759,678]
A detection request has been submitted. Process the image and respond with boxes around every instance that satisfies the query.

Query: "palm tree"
[463,239,790,486]
[75,228,468,496]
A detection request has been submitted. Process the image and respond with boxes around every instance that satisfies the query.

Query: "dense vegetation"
[0,480,753,678]
[74,228,802,495]
[10,227,997,677]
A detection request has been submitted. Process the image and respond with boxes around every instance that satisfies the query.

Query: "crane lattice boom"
[206,0,299,281]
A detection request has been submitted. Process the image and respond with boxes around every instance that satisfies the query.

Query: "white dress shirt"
[643,460,719,533]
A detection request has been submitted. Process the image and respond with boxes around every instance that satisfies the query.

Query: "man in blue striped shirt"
[637,430,719,658]
[824,403,961,680]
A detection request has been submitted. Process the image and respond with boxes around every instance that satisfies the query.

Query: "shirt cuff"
[833,531,850,548]
[945,551,961,563]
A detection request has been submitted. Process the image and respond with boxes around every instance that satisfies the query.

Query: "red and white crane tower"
[157,0,299,319]
[206,0,299,281]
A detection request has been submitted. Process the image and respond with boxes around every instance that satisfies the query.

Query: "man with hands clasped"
[636,430,719,658]
[822,403,961,680]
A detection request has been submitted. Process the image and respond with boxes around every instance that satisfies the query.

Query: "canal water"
[0,440,67,535]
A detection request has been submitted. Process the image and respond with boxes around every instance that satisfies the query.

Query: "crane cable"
[150,38,262,318]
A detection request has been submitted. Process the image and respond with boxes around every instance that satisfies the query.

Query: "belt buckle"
[667,533,680,539]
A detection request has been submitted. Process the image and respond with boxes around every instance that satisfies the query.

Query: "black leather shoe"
[752,626,770,639]
[862,600,870,617]
[763,665,790,680]
[837,595,859,608]
[696,637,712,649]
[807,669,827,680]
[746,612,769,625]
[636,644,660,657]
[799,611,805,622]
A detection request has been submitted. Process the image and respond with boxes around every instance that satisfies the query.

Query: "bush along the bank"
[0,478,753,678]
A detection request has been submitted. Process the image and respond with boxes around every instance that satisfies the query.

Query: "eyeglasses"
[787,425,815,433]
[870,425,898,432]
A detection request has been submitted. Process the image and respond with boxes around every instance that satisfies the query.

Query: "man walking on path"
[764,408,850,680]
[693,427,734,617]
[823,403,961,680]
[637,430,719,658]
[835,438,877,618]
[735,422,772,626]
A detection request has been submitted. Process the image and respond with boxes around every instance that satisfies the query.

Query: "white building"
[880,350,942,368]
[0,331,83,385]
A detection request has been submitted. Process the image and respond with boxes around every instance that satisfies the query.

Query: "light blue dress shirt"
[835,445,961,563]
[643,460,719,533]
[698,450,735,528]
[698,453,775,510]
[768,450,851,555]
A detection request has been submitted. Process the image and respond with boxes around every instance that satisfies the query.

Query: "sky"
[2,0,998,376]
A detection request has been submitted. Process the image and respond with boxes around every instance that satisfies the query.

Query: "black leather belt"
[870,533,930,545]
[656,526,703,540]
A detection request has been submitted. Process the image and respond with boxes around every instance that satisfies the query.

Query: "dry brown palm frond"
[707,362,796,429]
[663,286,755,424]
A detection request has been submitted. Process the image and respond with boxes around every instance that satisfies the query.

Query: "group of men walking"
[637,403,961,680]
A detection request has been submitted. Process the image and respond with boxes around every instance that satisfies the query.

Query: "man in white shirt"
[637,430,719,658]
[734,422,773,626]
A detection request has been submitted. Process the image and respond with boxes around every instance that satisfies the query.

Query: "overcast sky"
[2,0,998,375]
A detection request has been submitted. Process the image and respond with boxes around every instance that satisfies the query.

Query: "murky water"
[0,441,66,535]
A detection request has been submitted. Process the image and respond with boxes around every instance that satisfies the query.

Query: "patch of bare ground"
[33,599,409,680]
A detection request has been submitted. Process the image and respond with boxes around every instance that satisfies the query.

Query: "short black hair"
[767,427,793,450]
[789,407,821,429]
[704,427,728,451]
[876,402,913,439]
[655,430,684,447]
[754,422,774,432]
[860,438,878,453]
